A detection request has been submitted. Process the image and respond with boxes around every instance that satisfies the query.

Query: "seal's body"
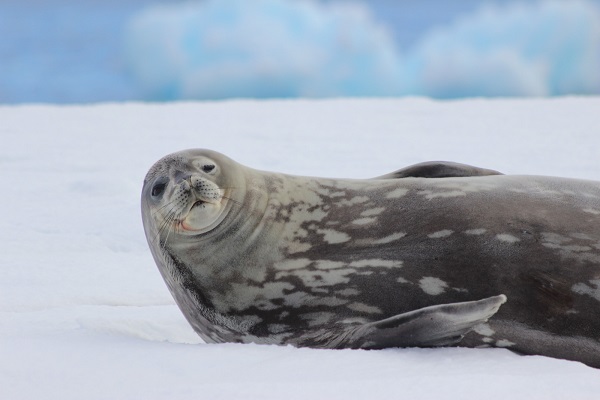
[142,149,600,368]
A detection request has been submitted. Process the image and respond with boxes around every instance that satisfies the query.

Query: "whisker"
[154,203,179,247]
[162,209,180,247]
[153,218,169,246]
[152,199,178,216]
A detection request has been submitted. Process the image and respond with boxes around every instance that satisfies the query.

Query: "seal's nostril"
[202,164,216,173]
[174,170,192,183]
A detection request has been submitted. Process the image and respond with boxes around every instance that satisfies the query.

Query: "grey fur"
[142,149,600,368]
[374,161,503,179]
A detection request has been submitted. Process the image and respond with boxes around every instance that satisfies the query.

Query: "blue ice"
[124,0,600,100]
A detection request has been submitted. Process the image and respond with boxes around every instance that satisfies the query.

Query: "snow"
[2,97,600,399]
[125,0,600,100]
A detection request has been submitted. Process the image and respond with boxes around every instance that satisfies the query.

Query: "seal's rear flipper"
[340,294,507,349]
[373,161,503,179]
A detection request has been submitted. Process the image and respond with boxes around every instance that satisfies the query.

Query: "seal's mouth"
[191,200,205,209]
[179,195,225,233]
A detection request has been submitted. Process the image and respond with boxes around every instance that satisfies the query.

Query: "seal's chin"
[180,199,223,233]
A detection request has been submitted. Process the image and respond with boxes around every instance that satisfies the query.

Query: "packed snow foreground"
[2,97,600,399]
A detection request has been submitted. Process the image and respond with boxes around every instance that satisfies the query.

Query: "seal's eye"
[151,182,166,197]
[202,164,216,173]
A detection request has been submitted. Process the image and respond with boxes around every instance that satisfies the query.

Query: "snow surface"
[125,0,600,100]
[2,97,600,399]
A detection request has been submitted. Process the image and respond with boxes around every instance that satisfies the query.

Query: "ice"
[125,0,600,100]
[124,0,401,100]
[2,0,599,103]
[404,0,600,98]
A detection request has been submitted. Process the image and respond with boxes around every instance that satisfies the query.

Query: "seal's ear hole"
[202,164,216,173]
[151,181,167,197]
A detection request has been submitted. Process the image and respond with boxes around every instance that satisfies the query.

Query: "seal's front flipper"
[339,295,507,349]
[373,161,503,179]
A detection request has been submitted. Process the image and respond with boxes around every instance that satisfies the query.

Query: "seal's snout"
[190,175,222,204]
[173,170,192,184]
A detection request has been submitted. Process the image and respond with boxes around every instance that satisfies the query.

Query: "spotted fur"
[142,149,600,368]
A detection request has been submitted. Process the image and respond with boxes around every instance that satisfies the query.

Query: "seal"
[141,149,600,368]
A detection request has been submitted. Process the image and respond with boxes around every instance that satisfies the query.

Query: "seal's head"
[141,149,240,241]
